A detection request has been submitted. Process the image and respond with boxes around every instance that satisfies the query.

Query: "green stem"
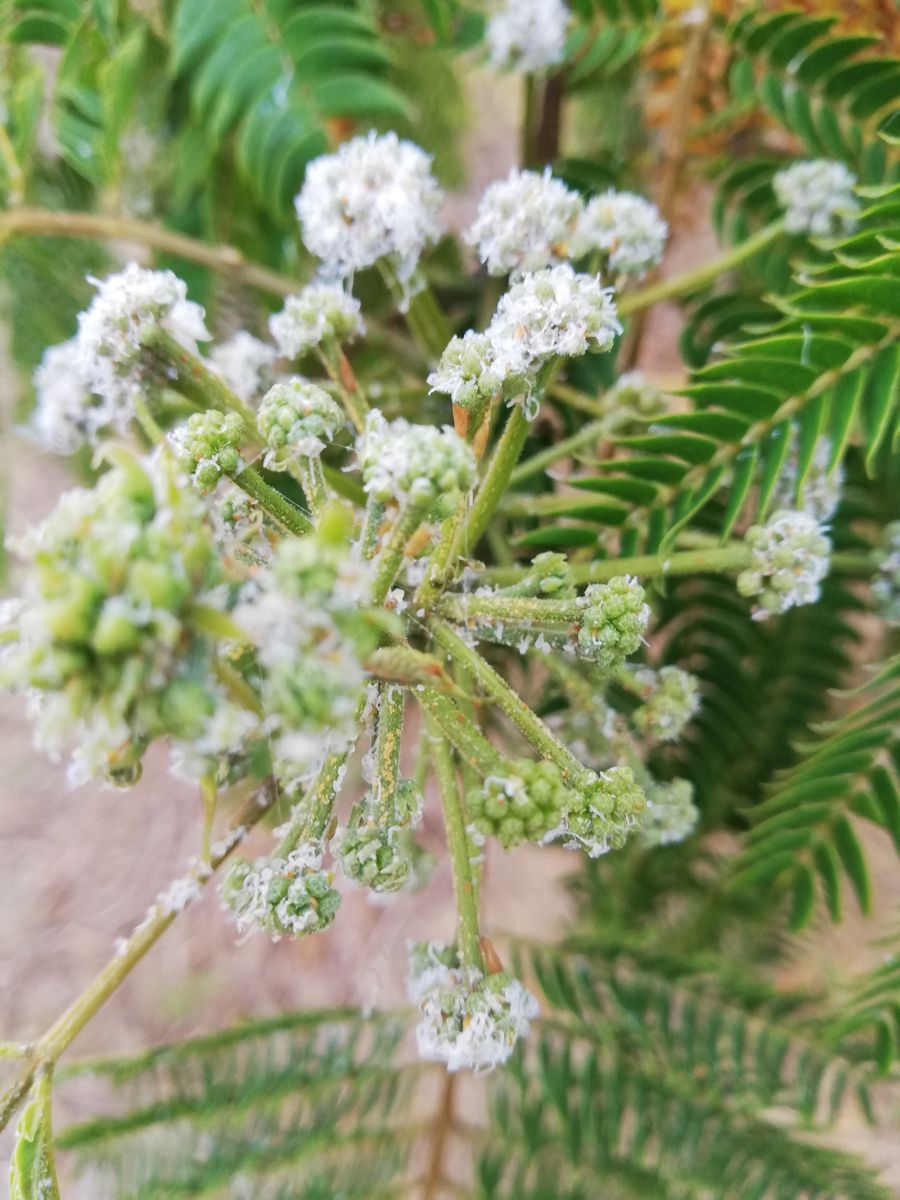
[143,329,256,425]
[450,404,530,564]
[360,496,387,560]
[616,220,785,317]
[297,457,329,521]
[130,391,166,446]
[0,784,277,1134]
[547,381,608,419]
[371,500,428,605]
[418,688,506,777]
[430,620,586,784]
[425,714,484,972]
[318,341,368,433]
[510,417,608,485]
[229,465,312,536]
[372,684,405,827]
[200,774,217,865]
[475,545,755,588]
[406,280,452,360]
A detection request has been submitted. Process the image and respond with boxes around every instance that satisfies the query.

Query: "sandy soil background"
[1,66,898,1195]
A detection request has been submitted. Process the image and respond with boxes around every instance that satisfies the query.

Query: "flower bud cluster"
[357,412,476,506]
[235,530,374,788]
[295,131,443,286]
[466,758,569,849]
[638,778,699,848]
[410,942,539,1072]
[169,410,245,491]
[221,842,341,940]
[773,159,859,237]
[257,380,344,467]
[486,0,570,73]
[209,331,277,403]
[737,510,831,619]
[599,371,665,428]
[521,551,575,598]
[77,262,210,405]
[577,576,650,669]
[771,433,843,523]
[1,452,224,784]
[872,521,900,624]
[426,331,506,412]
[559,764,646,857]
[338,777,423,893]
[467,168,582,277]
[269,284,364,358]
[631,665,700,742]
[573,190,668,279]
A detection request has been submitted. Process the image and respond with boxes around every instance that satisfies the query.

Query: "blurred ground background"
[1,64,899,1194]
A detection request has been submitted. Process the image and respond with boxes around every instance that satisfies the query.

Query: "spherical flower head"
[295,131,443,286]
[467,758,568,849]
[257,379,344,467]
[639,778,699,848]
[774,159,859,237]
[357,412,476,506]
[269,284,364,358]
[3,450,221,784]
[221,842,341,940]
[208,331,277,403]
[562,763,646,857]
[600,371,665,425]
[577,575,649,669]
[337,824,411,892]
[76,262,209,403]
[737,510,831,620]
[486,0,569,73]
[427,331,506,411]
[30,338,120,454]
[169,410,245,491]
[573,190,667,278]
[872,521,900,625]
[488,265,621,382]
[632,666,700,742]
[771,433,843,523]
[413,950,539,1072]
[466,168,583,277]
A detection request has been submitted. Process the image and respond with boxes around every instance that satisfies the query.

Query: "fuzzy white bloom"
[630,665,700,742]
[773,159,859,237]
[467,168,583,276]
[427,330,506,410]
[29,339,119,453]
[221,842,341,941]
[737,509,831,619]
[770,433,843,523]
[410,942,539,1072]
[76,262,209,404]
[574,190,667,278]
[170,698,259,782]
[357,412,476,505]
[295,132,443,287]
[486,0,569,72]
[489,265,621,378]
[639,779,699,848]
[269,284,364,358]
[208,331,277,403]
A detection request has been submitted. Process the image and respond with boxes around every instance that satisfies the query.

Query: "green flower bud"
[631,666,700,742]
[337,824,411,892]
[221,843,341,940]
[170,410,245,491]
[257,379,344,468]
[577,575,649,669]
[737,510,830,620]
[466,758,568,849]
[639,778,699,848]
[563,764,646,856]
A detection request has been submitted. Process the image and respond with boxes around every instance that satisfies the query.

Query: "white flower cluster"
[467,168,582,276]
[737,509,831,619]
[295,131,443,287]
[357,411,476,505]
[639,779,699,848]
[771,433,843,523]
[235,535,372,787]
[269,284,364,358]
[30,263,209,453]
[410,942,539,1072]
[257,379,344,467]
[486,0,570,73]
[631,665,700,742]
[77,262,209,404]
[600,371,665,425]
[773,159,859,237]
[221,842,341,940]
[426,330,505,411]
[574,190,668,279]
[872,521,900,624]
[208,331,277,403]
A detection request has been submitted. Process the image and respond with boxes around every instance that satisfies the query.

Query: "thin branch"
[421,1072,456,1200]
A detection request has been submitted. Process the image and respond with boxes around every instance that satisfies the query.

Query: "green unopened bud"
[563,764,645,856]
[466,758,568,849]
[257,379,344,468]
[577,576,649,669]
[170,410,245,491]
[221,843,341,939]
[337,824,411,892]
[639,778,698,847]
[631,666,700,742]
